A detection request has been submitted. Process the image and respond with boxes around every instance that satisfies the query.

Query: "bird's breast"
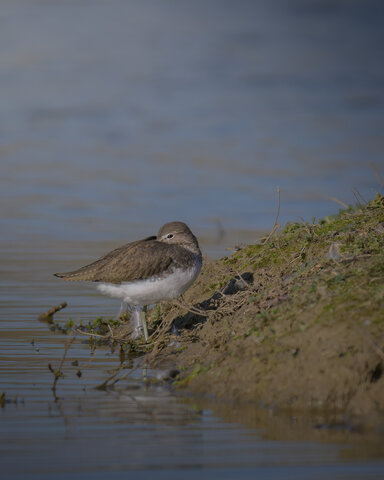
[97,257,202,306]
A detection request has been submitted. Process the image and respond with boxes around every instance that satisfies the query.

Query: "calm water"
[1,0,384,478]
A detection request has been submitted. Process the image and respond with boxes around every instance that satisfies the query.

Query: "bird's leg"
[129,306,143,340]
[141,305,149,343]
[118,301,128,319]
[142,363,148,380]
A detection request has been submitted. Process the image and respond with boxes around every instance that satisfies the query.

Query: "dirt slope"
[141,195,384,417]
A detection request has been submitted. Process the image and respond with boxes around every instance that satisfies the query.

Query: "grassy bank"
[139,194,384,416]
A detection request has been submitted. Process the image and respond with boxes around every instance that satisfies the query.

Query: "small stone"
[325,242,342,261]
[156,369,180,381]
[317,285,328,297]
[223,272,253,295]
[170,324,180,336]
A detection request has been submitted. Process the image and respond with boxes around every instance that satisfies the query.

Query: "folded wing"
[54,236,174,284]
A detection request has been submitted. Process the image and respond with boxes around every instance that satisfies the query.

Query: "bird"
[54,221,202,341]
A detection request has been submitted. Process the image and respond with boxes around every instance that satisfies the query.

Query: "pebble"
[325,242,342,261]
[156,369,180,381]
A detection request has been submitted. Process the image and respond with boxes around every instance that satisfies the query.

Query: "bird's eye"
[166,233,174,239]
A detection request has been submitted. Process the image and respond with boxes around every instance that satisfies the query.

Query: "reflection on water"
[2,365,384,479]
[1,250,384,479]
[1,237,384,479]
[1,0,384,478]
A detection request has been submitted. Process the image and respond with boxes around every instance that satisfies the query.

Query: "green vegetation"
[83,317,124,334]
[174,364,210,387]
[222,193,384,332]
[150,194,384,414]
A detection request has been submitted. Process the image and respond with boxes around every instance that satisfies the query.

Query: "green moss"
[85,317,123,335]
[175,364,210,387]
[216,195,384,335]
[146,194,384,412]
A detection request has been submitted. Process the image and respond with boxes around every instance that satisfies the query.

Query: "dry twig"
[48,333,75,401]
[369,162,384,188]
[38,302,67,323]
[263,186,281,244]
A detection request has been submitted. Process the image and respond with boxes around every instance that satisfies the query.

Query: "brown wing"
[54,236,174,284]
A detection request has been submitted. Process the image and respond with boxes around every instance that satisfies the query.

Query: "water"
[1,0,384,478]
[1,0,384,252]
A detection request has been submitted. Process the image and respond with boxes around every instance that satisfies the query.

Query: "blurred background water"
[1,0,384,478]
[1,0,383,255]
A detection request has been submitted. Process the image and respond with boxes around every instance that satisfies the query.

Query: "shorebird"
[54,221,202,341]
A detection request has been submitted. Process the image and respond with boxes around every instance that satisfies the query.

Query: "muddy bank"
[77,195,384,419]
[126,194,383,418]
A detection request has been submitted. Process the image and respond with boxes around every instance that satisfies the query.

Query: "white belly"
[96,262,201,306]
